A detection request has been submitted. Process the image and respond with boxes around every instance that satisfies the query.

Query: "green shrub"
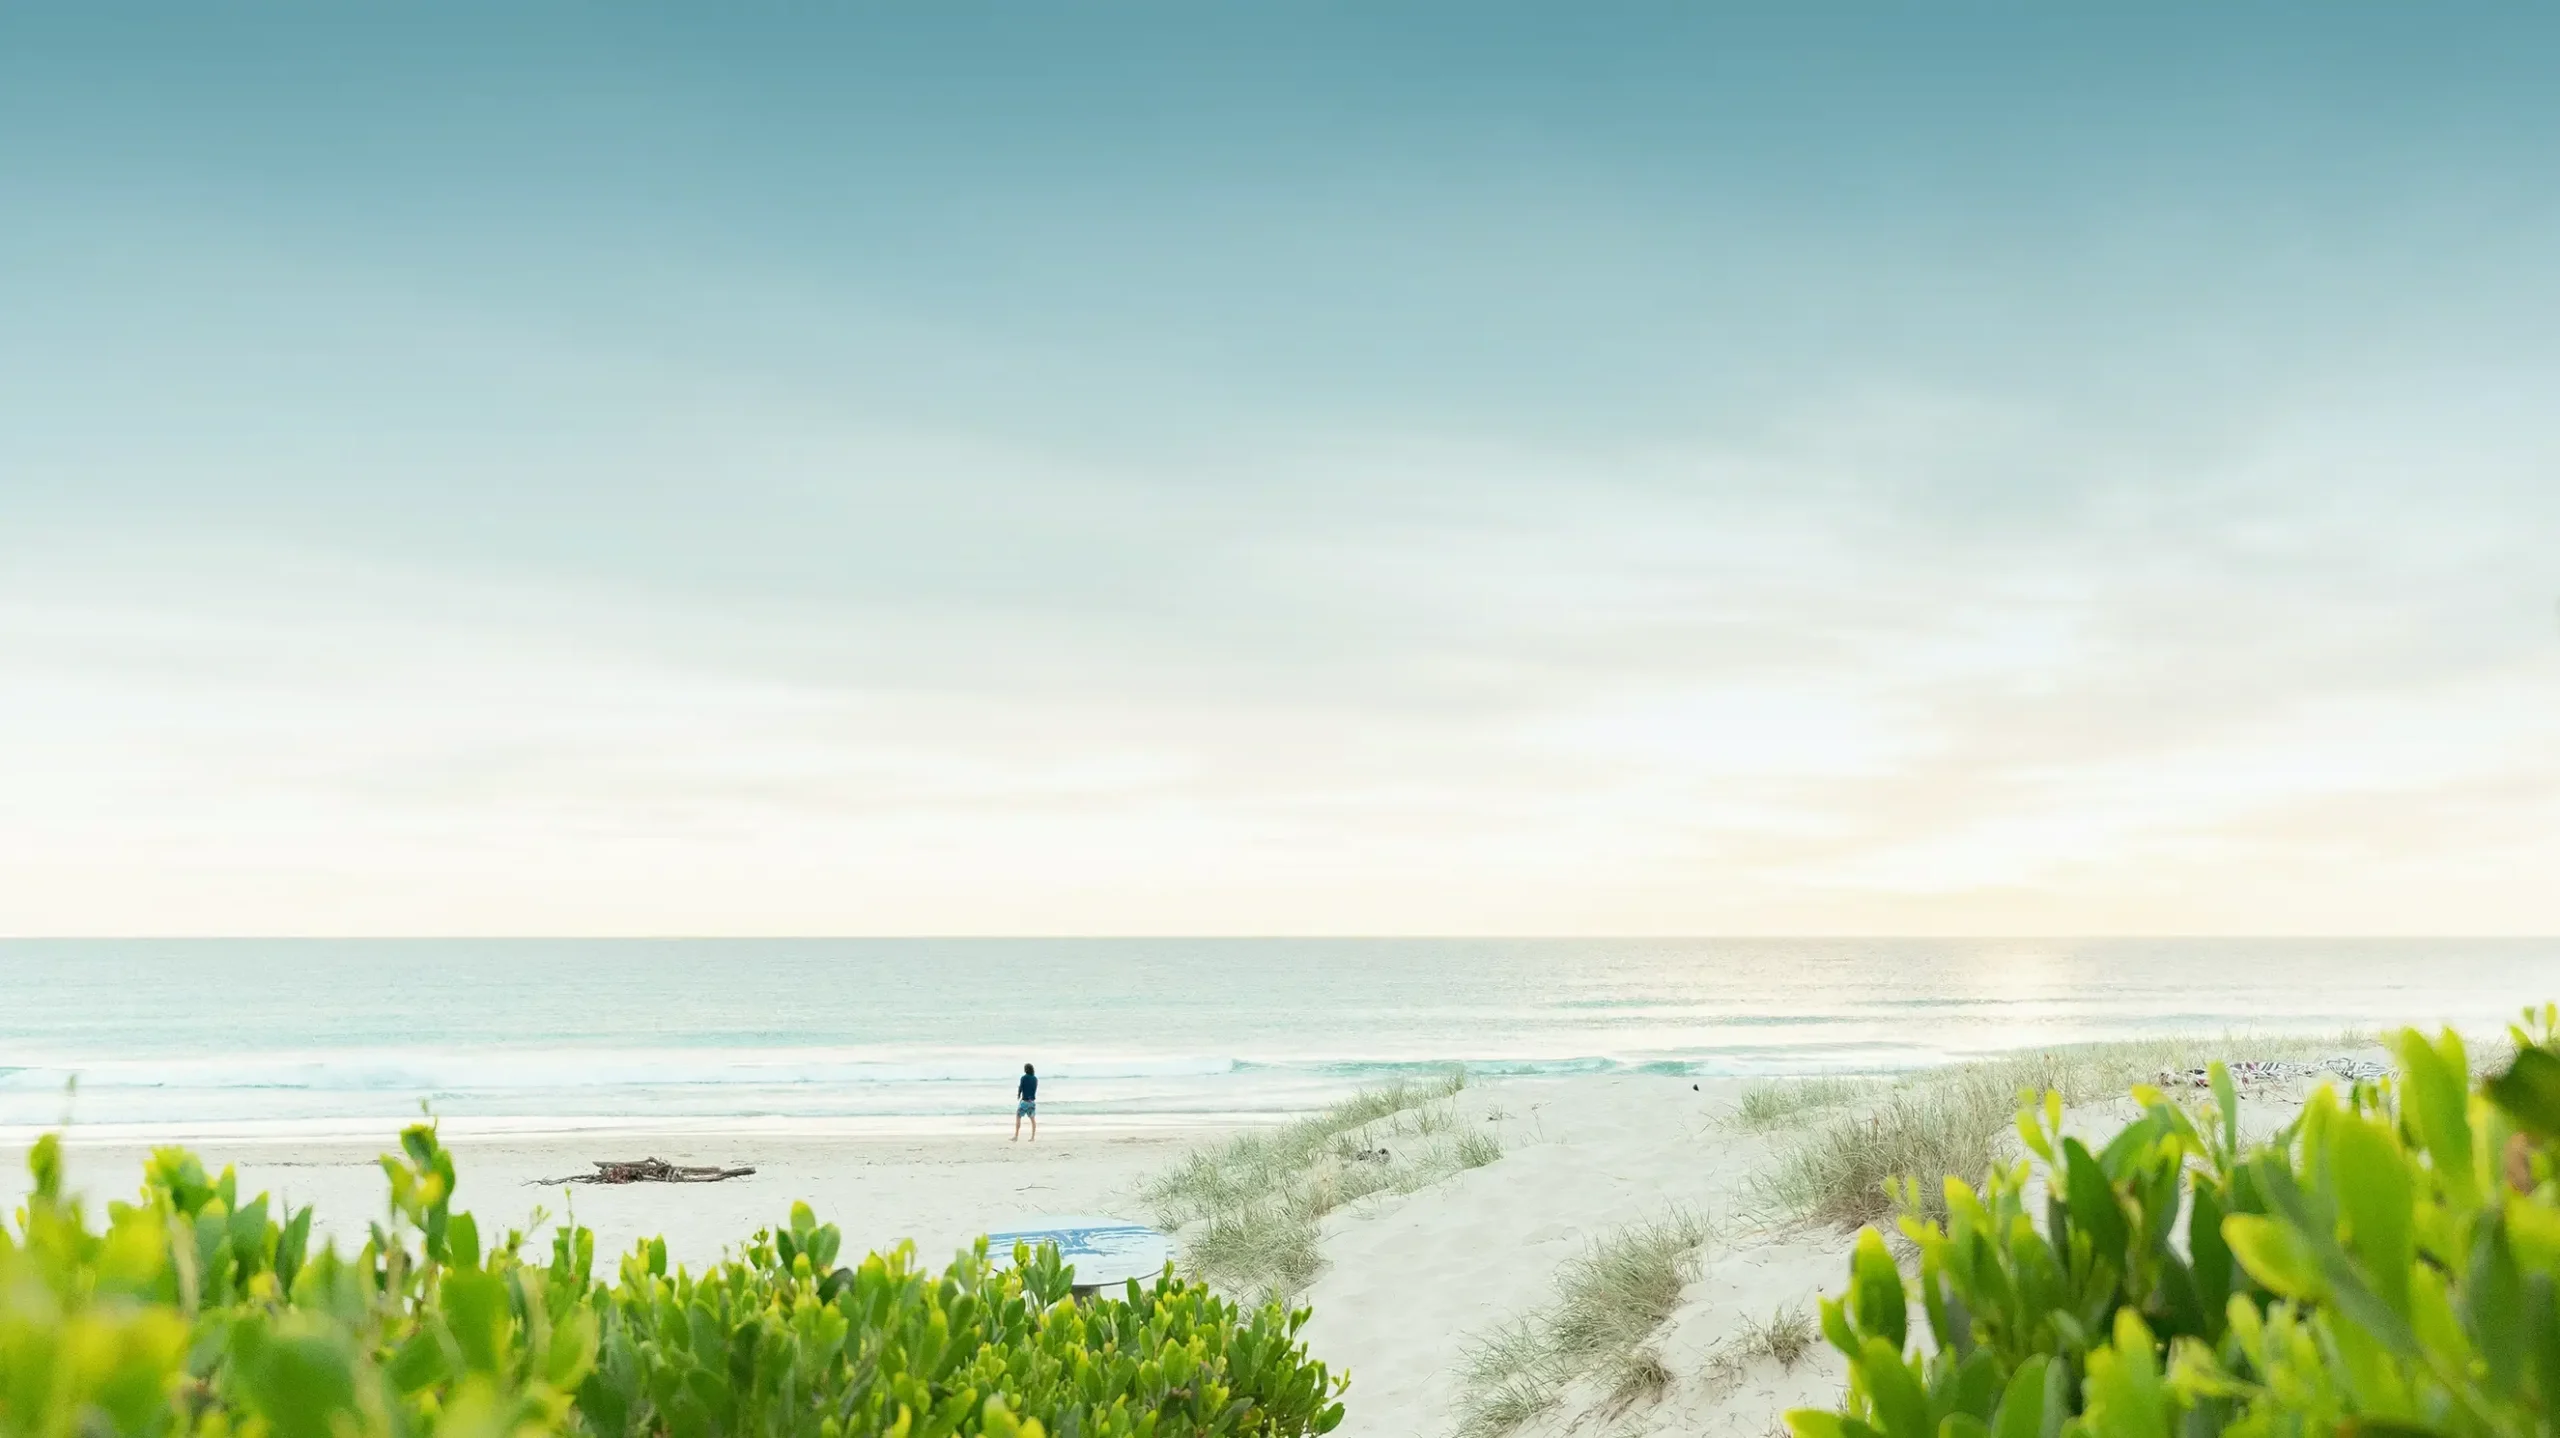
[1786,1007,2560,1438]
[0,1125,1347,1438]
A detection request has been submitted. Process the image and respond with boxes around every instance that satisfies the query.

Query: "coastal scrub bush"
[1786,1007,2560,1438]
[0,1124,1347,1438]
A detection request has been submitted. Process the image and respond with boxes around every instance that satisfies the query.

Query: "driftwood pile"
[538,1157,756,1185]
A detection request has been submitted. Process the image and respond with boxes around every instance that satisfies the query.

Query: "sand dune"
[1294,1074,1849,1436]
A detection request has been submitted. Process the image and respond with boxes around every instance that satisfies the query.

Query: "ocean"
[3,938,2551,1141]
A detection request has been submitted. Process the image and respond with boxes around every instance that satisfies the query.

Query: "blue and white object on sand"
[983,1215,1173,1288]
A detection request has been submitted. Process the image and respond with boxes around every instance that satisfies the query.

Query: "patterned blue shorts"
[1017,1100,1036,1117]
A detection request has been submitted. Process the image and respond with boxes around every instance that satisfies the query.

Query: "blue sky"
[3,6,2555,933]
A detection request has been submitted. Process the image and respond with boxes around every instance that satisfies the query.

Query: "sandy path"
[1296,1075,1852,1436]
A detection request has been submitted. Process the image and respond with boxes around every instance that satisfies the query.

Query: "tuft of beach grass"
[1706,1304,1819,1390]
[1454,1129,1503,1171]
[1750,1032,2368,1227]
[1455,1209,1710,1438]
[1142,1070,1500,1302]
[1727,1074,1873,1130]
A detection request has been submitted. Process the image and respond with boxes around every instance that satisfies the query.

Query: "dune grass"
[1455,1209,1711,1438]
[1728,1074,1874,1130]
[1706,1303,1819,1390]
[1741,1303,1818,1368]
[1751,1033,2366,1227]
[1142,1070,1501,1302]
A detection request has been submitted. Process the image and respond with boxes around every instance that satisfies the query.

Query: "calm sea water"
[2,939,2551,1140]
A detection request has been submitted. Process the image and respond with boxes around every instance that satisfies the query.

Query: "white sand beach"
[3,1066,2347,1438]
[0,1125,1216,1279]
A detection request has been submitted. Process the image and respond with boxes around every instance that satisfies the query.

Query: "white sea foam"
[3,938,2549,1132]
[0,1048,1244,1093]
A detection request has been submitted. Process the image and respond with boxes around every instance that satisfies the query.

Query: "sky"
[2,5,2556,936]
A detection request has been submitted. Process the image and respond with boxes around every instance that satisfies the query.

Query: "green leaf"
[2017,1107,2053,1164]
[1948,1348,2004,1421]
[2187,1183,2230,1335]
[2460,1206,2524,1396]
[2047,1309,2089,1351]
[441,1267,515,1374]
[2208,1063,2238,1160]
[2153,1254,2205,1340]
[2136,1162,2183,1259]
[449,1209,482,1271]
[1852,1228,1908,1351]
[2393,1030,2478,1210]
[548,1304,601,1388]
[1790,1413,1886,1438]
[2530,1275,2560,1423]
[1822,1296,1859,1356]
[1918,1258,1959,1359]
[385,1328,450,1393]
[2246,1143,2425,1358]
[227,1194,270,1271]
[1990,1357,2050,1438]
[2485,1046,2560,1143]
[2096,1113,2165,1180]
[1858,1336,1933,1438]
[2325,1116,2414,1319]
[245,1332,359,1438]
[2062,1138,2128,1262]
[2220,1216,2322,1301]
[2081,1310,2170,1438]
[274,1205,313,1294]
[29,1132,64,1202]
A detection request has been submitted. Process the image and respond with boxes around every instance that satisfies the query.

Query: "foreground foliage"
[0,1126,1347,1438]
[1789,1007,2560,1438]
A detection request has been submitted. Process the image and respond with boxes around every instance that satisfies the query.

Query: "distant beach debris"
[539,1157,756,1184]
[2155,1054,2387,1089]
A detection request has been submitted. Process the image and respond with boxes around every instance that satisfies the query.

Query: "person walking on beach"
[1012,1062,1038,1141]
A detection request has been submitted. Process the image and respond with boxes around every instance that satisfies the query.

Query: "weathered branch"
[535,1157,756,1185]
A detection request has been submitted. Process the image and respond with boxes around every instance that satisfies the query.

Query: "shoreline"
[0,1108,1285,1148]
[2,1029,2386,1148]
